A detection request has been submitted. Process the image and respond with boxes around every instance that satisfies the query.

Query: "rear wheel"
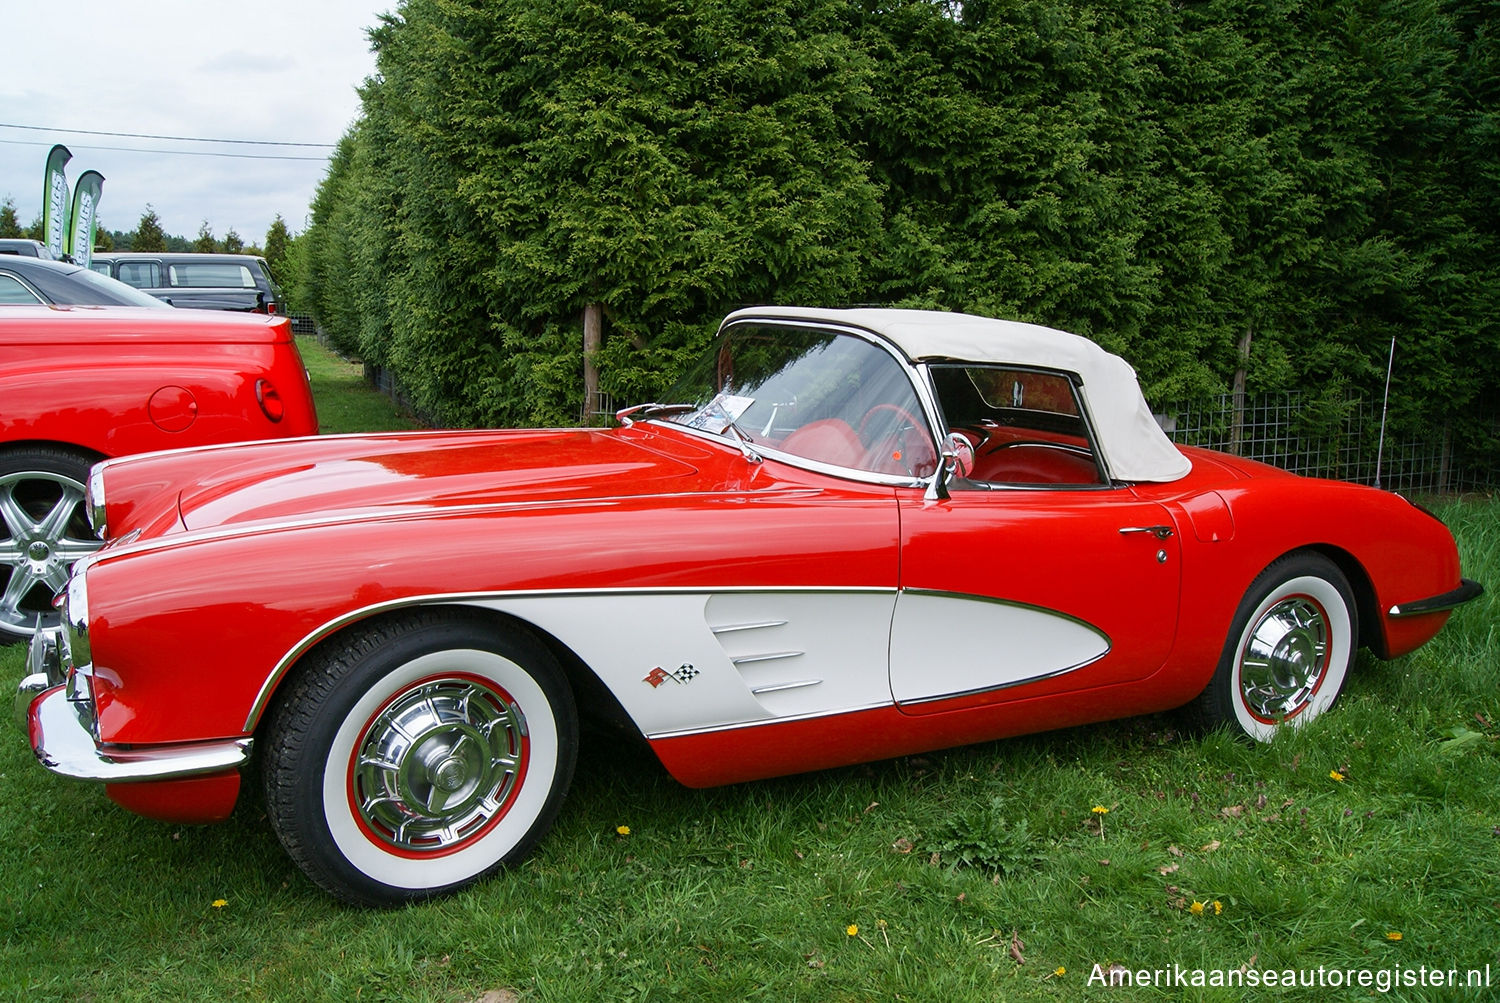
[0,447,102,641]
[1193,553,1358,741]
[263,610,578,905]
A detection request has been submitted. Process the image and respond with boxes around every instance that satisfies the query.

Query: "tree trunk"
[582,302,602,425]
[1229,324,1252,456]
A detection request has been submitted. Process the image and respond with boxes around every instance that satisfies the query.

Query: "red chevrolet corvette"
[17,307,1479,904]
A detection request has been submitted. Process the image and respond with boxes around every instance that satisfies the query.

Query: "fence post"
[1439,422,1452,493]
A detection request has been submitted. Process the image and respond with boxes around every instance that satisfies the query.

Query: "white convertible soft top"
[724,306,1192,483]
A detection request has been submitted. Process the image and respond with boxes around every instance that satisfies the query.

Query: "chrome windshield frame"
[644,317,945,490]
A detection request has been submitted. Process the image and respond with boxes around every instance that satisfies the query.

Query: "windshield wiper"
[723,421,763,464]
[614,402,696,426]
[616,401,762,464]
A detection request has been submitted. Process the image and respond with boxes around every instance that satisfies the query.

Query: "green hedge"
[299,0,1499,447]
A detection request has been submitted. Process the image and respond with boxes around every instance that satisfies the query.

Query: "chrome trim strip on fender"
[730,650,805,665]
[710,619,790,634]
[750,679,822,695]
[30,685,252,783]
[645,698,893,740]
[1388,578,1484,617]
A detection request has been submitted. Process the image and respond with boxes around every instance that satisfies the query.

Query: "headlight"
[87,465,107,539]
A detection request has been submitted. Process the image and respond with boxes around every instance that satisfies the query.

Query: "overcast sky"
[0,1,391,245]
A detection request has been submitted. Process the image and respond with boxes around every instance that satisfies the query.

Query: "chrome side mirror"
[924,432,972,501]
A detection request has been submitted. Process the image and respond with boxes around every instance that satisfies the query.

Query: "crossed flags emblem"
[643,663,699,688]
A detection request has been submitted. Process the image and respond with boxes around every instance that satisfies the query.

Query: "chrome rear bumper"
[1388,578,1485,618]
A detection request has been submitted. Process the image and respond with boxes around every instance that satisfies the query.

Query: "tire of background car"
[0,445,104,642]
[1191,552,1358,741]
[262,609,579,906]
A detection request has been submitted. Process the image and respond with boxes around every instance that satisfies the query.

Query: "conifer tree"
[131,207,168,252]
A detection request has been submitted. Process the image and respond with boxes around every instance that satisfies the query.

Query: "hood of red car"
[172,427,703,531]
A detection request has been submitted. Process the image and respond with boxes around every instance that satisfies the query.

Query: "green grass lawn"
[2,339,1494,1000]
[298,335,424,434]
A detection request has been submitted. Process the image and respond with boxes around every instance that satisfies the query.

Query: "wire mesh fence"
[1159,391,1498,494]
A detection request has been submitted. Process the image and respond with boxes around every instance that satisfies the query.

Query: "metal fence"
[1160,391,1498,494]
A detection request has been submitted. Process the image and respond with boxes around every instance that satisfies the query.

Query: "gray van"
[91,252,286,313]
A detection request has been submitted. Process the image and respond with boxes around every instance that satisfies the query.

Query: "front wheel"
[1192,553,1358,742]
[263,610,578,905]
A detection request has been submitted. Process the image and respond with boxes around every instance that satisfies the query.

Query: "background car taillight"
[256,379,285,423]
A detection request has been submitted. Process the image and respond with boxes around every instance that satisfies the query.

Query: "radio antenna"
[1373,335,1396,490]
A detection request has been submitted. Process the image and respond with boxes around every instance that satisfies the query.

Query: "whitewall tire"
[263,610,578,905]
[1195,553,1358,742]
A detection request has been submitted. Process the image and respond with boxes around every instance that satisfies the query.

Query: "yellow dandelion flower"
[846,924,859,937]
[211,899,228,909]
[1190,901,1205,916]
[1329,770,1345,782]
[616,825,631,836]
[1092,805,1109,814]
[1212,900,1223,915]
[1055,966,1067,976]
[1386,931,1403,942]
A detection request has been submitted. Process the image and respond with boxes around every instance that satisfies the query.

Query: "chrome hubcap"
[0,471,103,637]
[352,677,527,852]
[1239,597,1328,720]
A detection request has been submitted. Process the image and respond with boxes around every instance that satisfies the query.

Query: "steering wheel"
[858,404,931,477]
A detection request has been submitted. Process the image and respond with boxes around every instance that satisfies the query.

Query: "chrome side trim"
[30,685,252,783]
[730,650,805,666]
[892,652,1109,707]
[1388,578,1484,617]
[710,619,789,634]
[750,679,822,695]
[645,699,892,740]
[890,588,1113,706]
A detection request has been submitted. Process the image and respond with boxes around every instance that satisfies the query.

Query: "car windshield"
[660,322,936,477]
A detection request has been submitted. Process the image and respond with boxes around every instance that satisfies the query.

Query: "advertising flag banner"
[42,145,72,260]
[66,171,105,268]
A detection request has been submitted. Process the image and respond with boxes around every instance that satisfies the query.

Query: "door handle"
[1119,525,1174,540]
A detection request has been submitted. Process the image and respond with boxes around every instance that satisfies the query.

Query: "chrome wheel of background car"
[1194,553,1357,742]
[262,610,578,906]
[0,448,103,641]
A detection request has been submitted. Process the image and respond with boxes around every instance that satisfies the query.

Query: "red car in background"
[0,305,318,638]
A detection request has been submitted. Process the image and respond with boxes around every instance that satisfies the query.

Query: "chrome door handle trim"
[1119,525,1174,540]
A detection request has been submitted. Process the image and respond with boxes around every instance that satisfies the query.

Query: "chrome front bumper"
[13,627,63,732]
[16,626,252,784]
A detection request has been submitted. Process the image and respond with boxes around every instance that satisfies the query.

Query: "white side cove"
[468,588,1112,739]
[888,591,1110,705]
[471,591,898,739]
